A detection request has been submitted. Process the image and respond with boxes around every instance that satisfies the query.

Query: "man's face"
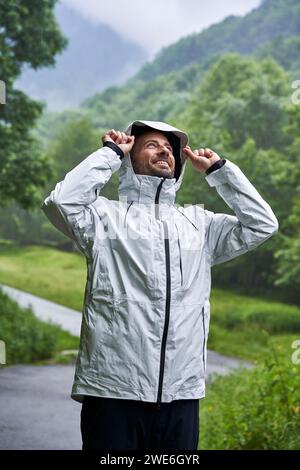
[130,131,176,178]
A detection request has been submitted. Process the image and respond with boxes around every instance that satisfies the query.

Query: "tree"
[174,53,297,299]
[272,106,300,302]
[0,0,68,209]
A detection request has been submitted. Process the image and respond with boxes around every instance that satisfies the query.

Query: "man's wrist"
[103,141,124,160]
[205,158,226,175]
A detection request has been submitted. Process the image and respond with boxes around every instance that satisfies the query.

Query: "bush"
[199,338,300,449]
[0,287,78,364]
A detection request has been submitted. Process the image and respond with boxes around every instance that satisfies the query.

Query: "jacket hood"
[118,120,189,205]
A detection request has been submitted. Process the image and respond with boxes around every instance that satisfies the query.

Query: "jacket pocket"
[201,302,210,377]
[174,221,183,287]
[201,306,206,376]
[175,222,183,287]
[90,244,113,297]
[109,236,157,296]
[174,217,204,291]
[89,304,114,373]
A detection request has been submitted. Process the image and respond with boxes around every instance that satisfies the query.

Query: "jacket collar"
[118,153,186,205]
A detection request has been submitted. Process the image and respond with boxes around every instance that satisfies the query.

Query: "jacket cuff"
[103,141,124,160]
[205,158,226,175]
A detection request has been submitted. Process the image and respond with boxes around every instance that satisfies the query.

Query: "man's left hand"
[183,146,221,173]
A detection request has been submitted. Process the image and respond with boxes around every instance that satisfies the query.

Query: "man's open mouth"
[155,160,169,168]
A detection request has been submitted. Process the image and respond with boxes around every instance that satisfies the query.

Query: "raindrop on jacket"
[41,120,279,405]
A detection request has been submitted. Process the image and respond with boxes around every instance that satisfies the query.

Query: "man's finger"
[183,146,197,158]
[205,148,213,157]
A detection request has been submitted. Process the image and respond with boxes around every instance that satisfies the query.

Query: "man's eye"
[146,143,172,151]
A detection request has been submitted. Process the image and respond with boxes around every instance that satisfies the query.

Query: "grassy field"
[0,240,86,311]
[1,241,300,363]
[207,287,300,361]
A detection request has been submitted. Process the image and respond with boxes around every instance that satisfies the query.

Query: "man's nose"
[158,145,170,154]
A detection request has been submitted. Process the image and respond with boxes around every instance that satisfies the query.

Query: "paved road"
[0,364,81,450]
[0,283,252,450]
[0,284,82,337]
[0,353,250,450]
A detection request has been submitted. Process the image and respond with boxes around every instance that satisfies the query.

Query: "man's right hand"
[101,129,135,157]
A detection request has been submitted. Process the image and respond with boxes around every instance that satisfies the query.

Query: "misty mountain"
[135,0,300,82]
[14,1,149,111]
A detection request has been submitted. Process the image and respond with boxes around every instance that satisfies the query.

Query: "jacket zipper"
[155,178,171,410]
[124,200,134,226]
[174,222,183,287]
[201,306,206,375]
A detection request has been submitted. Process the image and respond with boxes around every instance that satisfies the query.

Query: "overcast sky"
[61,0,262,59]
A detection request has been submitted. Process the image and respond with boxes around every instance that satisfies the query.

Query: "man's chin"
[151,167,174,178]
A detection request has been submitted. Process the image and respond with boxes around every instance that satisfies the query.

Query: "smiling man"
[42,120,279,451]
[130,130,176,178]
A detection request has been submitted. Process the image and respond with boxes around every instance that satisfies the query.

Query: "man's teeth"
[156,161,169,167]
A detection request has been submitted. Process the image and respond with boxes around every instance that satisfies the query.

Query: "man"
[41,120,279,451]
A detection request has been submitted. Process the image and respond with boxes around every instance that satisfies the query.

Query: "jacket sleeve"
[203,159,279,267]
[41,146,122,254]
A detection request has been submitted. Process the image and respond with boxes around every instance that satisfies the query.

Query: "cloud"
[61,0,261,59]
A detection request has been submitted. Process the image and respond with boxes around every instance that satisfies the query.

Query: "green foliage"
[199,340,300,449]
[255,35,300,78]
[179,54,290,150]
[42,114,120,207]
[173,53,300,301]
[45,114,101,181]
[0,286,78,364]
[0,115,120,246]
[0,0,68,209]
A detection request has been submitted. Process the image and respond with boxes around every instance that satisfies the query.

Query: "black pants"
[81,395,199,451]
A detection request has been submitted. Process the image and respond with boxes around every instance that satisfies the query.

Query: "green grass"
[207,288,300,362]
[207,323,300,362]
[0,241,86,311]
[210,288,300,334]
[0,286,79,366]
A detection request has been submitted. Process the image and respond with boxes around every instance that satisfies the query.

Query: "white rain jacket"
[41,120,279,405]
